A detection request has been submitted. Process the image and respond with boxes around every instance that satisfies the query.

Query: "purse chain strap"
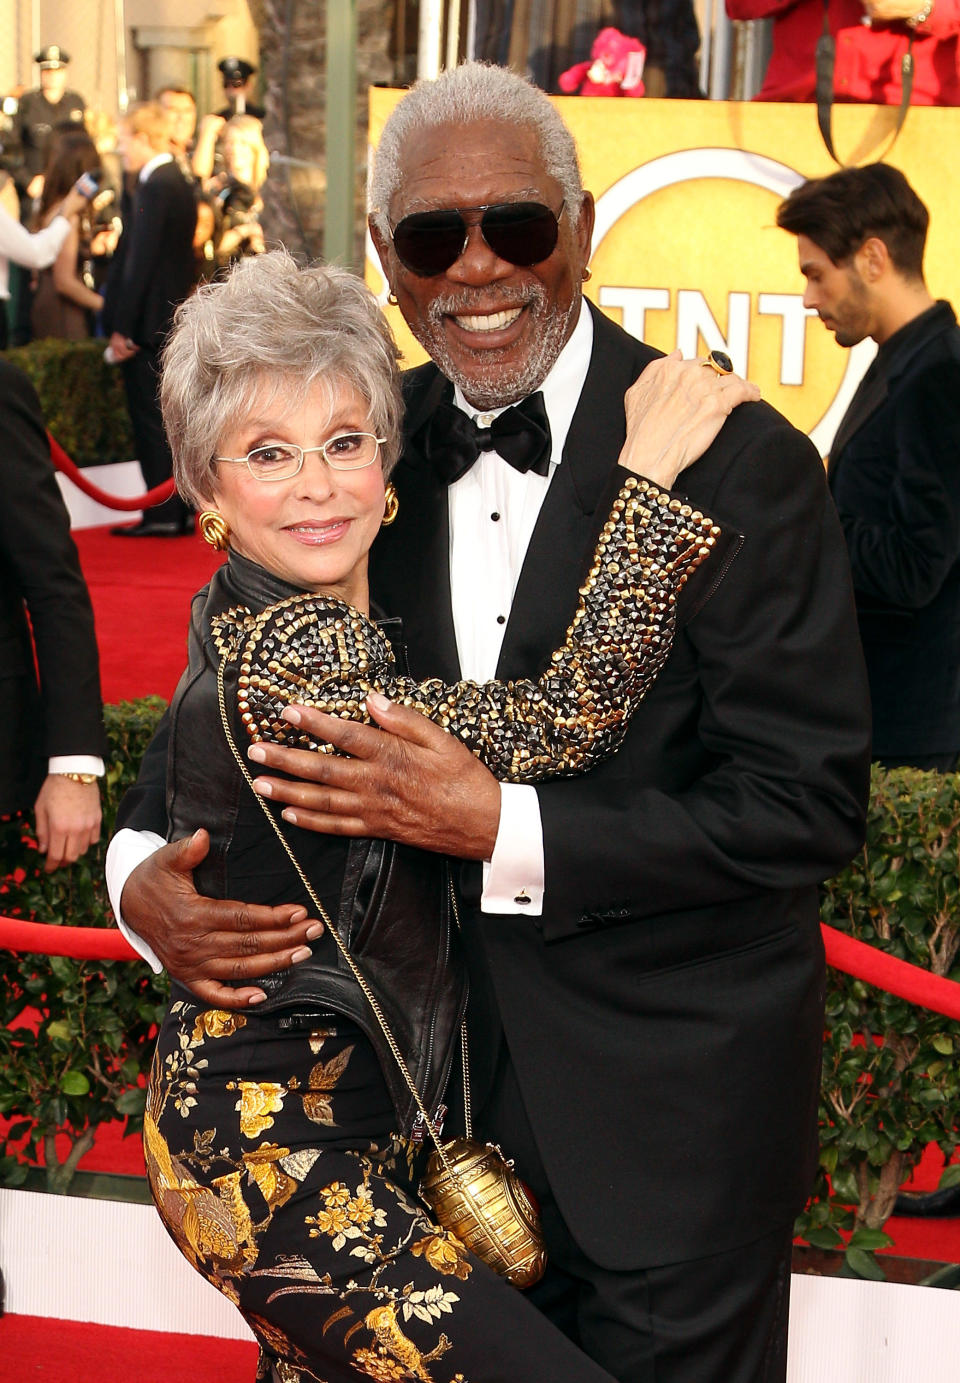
[216,657,470,1176]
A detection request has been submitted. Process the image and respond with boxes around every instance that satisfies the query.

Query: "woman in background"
[30,130,109,340]
[0,163,92,349]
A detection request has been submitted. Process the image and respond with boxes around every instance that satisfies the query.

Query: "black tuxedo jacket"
[102,160,196,351]
[827,301,960,759]
[370,304,871,1269]
[0,359,105,814]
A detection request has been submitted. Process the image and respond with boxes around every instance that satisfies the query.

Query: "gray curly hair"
[369,62,584,235]
[160,250,402,508]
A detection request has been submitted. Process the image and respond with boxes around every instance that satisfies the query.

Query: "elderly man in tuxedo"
[108,64,870,1383]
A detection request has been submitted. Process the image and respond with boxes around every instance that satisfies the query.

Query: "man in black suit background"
[0,358,105,866]
[104,102,196,537]
[778,165,960,774]
[108,65,870,1382]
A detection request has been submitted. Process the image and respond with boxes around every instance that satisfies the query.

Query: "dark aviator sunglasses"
[390,200,565,278]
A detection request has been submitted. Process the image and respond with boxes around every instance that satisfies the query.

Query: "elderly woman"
[143,250,752,1383]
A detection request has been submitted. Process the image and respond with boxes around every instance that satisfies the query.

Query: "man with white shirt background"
[103,102,196,537]
[0,356,105,867]
[108,64,870,1383]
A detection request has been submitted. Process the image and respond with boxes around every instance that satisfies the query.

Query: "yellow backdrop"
[366,92,960,454]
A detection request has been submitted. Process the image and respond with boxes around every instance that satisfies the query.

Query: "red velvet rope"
[820,924,960,1022]
[0,915,138,961]
[1,911,959,1018]
[47,433,176,511]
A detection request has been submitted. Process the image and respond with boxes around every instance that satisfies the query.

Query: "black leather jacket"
[165,552,467,1137]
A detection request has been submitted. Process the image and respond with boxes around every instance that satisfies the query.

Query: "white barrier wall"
[4,1186,960,1377]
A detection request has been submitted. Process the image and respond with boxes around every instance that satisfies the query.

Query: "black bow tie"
[417,392,552,486]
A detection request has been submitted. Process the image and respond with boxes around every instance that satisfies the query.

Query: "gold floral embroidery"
[302,1045,355,1128]
[244,1143,299,1211]
[232,1080,286,1138]
[352,1347,409,1382]
[147,1007,475,1383]
[409,1233,473,1281]
[192,1009,248,1042]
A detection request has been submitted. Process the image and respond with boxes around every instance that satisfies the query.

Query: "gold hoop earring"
[198,510,230,550]
[581,265,593,282]
[381,483,399,527]
[387,291,399,307]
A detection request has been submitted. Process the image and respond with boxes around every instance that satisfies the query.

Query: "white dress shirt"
[448,304,594,915]
[107,302,595,962]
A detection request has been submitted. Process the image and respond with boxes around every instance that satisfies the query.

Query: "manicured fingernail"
[253,778,272,797]
[291,946,312,964]
[248,745,266,762]
[282,808,297,824]
[368,691,391,714]
[247,992,267,1005]
[282,706,302,725]
[305,923,323,940]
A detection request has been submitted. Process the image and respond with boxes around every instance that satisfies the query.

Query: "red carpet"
[73,524,224,703]
[0,1315,257,1382]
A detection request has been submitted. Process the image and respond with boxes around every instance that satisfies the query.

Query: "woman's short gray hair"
[161,250,402,508]
[369,62,583,235]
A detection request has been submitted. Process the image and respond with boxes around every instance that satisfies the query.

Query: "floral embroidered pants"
[145,995,614,1383]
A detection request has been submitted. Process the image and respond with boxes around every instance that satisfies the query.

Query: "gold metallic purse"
[217,660,547,1290]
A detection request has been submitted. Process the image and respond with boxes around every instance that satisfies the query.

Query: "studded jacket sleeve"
[218,473,719,783]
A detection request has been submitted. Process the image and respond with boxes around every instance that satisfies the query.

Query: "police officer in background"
[193,58,264,183]
[10,46,86,201]
[215,57,264,120]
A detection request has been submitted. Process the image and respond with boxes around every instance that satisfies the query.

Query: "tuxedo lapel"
[370,367,461,681]
[497,306,657,679]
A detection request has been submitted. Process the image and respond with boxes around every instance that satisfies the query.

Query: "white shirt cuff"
[48,755,106,776]
[105,827,167,973]
[480,783,545,915]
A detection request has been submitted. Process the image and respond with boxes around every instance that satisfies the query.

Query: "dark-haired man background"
[778,165,960,775]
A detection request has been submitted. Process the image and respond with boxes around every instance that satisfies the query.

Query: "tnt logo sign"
[589,148,876,455]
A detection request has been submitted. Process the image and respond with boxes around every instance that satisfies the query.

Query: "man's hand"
[119,828,323,1009]
[108,331,139,362]
[247,695,502,860]
[34,774,101,872]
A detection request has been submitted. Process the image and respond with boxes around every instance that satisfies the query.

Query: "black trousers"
[120,348,189,524]
[479,1044,794,1383]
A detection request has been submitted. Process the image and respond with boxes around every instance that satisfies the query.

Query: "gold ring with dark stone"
[700,350,734,375]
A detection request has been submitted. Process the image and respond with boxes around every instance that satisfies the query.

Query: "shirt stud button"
[496,615,506,625]
[491,511,501,522]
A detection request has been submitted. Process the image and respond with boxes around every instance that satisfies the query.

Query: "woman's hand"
[617,350,761,490]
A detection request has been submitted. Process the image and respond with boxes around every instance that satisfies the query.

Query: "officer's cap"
[218,57,255,86]
[36,45,70,69]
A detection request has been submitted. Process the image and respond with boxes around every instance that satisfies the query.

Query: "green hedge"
[0,697,168,1192]
[1,337,134,466]
[796,764,960,1278]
